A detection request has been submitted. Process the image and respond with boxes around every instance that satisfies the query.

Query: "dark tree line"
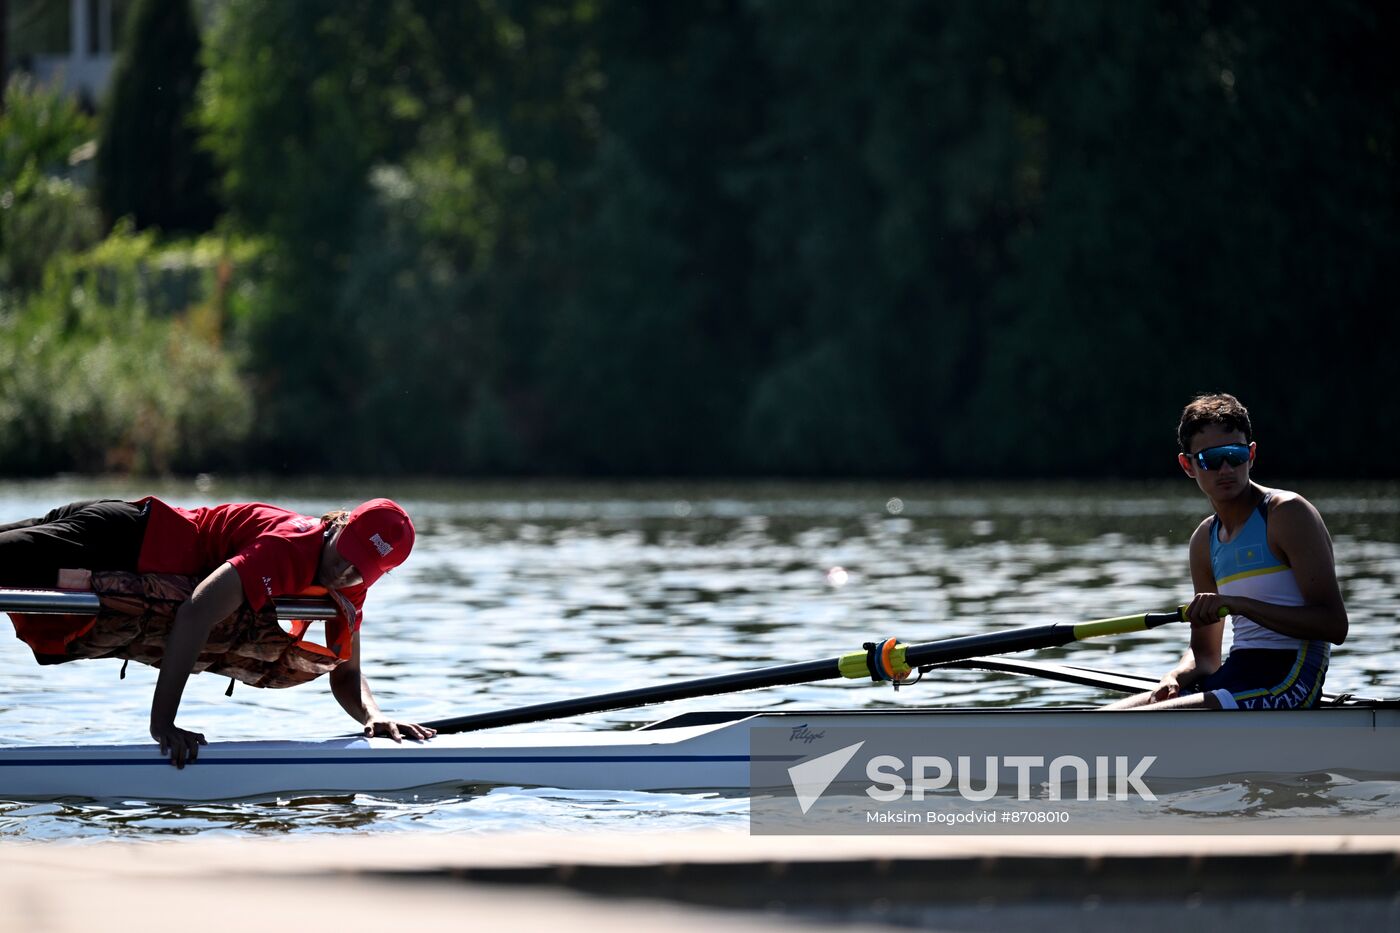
[105,0,1400,477]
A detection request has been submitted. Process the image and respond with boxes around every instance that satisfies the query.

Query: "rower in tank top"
[1104,393,1348,711]
[1200,488,1331,708]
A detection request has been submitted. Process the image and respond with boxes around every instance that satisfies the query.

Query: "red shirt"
[136,498,368,621]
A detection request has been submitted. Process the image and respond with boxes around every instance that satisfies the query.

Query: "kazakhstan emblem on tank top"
[1224,539,1274,575]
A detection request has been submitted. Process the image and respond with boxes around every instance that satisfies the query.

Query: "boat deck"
[4,703,1398,802]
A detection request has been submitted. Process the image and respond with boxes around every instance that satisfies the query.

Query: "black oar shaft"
[899,611,1179,669]
[426,621,1109,734]
[425,656,843,733]
[939,656,1158,694]
[903,623,1072,667]
[426,608,1189,735]
[423,633,1057,734]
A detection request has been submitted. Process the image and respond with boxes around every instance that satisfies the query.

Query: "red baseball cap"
[337,498,415,586]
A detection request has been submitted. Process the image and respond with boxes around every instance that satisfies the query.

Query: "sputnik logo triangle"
[787,741,865,814]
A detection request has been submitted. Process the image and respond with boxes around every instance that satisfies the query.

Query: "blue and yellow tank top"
[1209,491,1320,653]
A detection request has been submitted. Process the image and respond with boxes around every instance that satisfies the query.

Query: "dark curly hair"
[1177,393,1252,453]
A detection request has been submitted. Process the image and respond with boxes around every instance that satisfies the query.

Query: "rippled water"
[2,477,1397,841]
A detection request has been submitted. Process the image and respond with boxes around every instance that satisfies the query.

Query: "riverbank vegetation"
[1,1,1394,478]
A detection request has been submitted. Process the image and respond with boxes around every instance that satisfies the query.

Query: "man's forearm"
[148,564,245,730]
[1222,596,1347,644]
[1169,646,1219,688]
[150,604,218,727]
[330,669,383,724]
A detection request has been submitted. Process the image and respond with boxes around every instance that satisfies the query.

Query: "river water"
[1,477,1397,841]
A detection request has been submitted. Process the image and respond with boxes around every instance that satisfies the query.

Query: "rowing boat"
[1,701,1397,801]
[4,589,1397,802]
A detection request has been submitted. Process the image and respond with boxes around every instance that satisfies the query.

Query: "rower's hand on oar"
[363,718,437,742]
[151,722,207,769]
[1149,674,1181,704]
[1184,594,1231,628]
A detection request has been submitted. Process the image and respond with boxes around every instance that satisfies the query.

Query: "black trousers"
[0,499,148,588]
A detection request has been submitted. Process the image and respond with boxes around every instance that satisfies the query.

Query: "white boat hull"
[1,707,1396,801]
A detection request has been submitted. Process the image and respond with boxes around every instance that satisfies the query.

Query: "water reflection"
[0,786,748,840]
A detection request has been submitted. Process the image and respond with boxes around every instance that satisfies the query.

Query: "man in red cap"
[0,496,436,766]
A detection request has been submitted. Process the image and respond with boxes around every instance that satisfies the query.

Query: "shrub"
[0,232,261,474]
[0,76,102,292]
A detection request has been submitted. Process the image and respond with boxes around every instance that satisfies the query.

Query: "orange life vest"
[7,571,351,689]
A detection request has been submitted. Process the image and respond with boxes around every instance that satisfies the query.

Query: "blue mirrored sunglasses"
[1193,443,1251,471]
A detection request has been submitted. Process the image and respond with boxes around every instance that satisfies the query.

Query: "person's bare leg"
[1101,690,1155,710]
[1101,692,1219,710]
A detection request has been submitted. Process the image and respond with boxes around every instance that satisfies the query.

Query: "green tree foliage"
[964,0,1399,475]
[538,2,760,474]
[0,74,92,180]
[200,0,596,473]
[0,231,256,474]
[184,0,1397,478]
[0,76,102,293]
[96,0,219,234]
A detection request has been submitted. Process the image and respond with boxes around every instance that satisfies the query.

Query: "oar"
[0,587,339,620]
[940,655,1357,705]
[937,656,1159,694]
[423,607,1190,734]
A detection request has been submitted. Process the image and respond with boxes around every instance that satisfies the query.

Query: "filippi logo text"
[789,726,827,745]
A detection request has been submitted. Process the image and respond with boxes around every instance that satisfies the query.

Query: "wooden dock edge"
[2,832,1397,932]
